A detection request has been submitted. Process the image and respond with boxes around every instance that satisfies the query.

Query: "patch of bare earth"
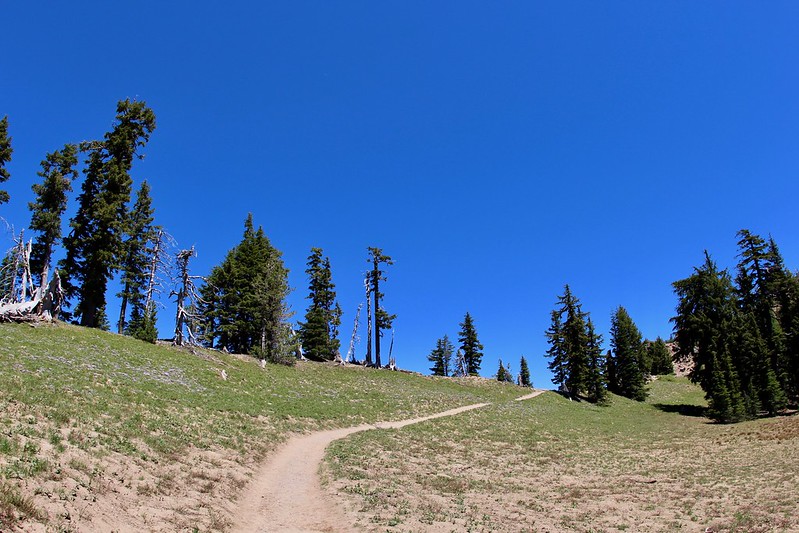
[1,431,262,532]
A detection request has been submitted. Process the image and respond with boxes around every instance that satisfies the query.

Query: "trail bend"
[232,390,545,533]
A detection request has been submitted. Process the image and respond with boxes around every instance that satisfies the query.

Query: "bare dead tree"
[144,229,175,313]
[171,247,203,346]
[1,230,64,322]
[345,301,363,364]
[454,348,468,377]
[387,328,395,369]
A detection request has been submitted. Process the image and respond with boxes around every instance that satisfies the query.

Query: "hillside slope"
[0,322,523,531]
[325,377,799,532]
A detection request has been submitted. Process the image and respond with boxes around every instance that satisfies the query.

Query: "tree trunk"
[117,281,130,334]
[373,262,381,368]
[365,276,372,366]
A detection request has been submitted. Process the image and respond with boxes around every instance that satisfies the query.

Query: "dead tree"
[454,348,468,377]
[1,230,64,322]
[143,230,175,314]
[172,247,203,346]
[345,301,363,364]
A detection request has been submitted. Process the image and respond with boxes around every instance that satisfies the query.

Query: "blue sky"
[2,2,798,385]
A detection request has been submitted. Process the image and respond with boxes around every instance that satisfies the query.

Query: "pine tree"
[427,335,454,376]
[298,247,342,361]
[366,247,395,367]
[519,356,531,387]
[0,115,12,205]
[458,312,484,376]
[608,306,648,401]
[28,144,79,286]
[200,215,292,362]
[735,229,794,403]
[585,319,608,404]
[496,359,512,382]
[545,285,607,402]
[646,337,673,375]
[117,181,156,334]
[672,252,748,421]
[60,100,156,328]
[545,309,567,387]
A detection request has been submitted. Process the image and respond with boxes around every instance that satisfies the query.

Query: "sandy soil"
[230,402,492,533]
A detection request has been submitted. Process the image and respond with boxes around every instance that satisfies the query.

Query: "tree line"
[0,103,396,368]
[3,107,798,423]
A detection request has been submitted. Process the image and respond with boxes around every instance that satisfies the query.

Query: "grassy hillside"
[0,322,523,531]
[325,376,799,532]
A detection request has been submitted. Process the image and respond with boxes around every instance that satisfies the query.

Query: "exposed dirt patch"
[230,403,490,533]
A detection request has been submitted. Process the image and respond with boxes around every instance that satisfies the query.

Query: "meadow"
[1,322,796,532]
[325,377,799,532]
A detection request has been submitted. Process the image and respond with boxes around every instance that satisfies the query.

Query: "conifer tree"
[608,306,648,401]
[585,319,608,403]
[545,309,567,387]
[28,144,79,286]
[546,285,607,402]
[427,335,454,376]
[458,312,484,376]
[496,359,512,382]
[519,355,531,387]
[672,252,749,421]
[298,247,342,361]
[0,115,12,205]
[60,99,156,328]
[646,337,673,375]
[200,215,292,362]
[117,181,156,334]
[366,247,395,367]
[735,229,794,401]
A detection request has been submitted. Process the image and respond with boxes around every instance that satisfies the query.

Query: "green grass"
[0,321,530,529]
[325,378,799,532]
[0,322,525,456]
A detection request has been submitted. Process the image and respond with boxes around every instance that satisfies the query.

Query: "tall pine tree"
[117,181,157,335]
[366,247,395,367]
[60,99,156,328]
[519,355,531,387]
[200,215,293,363]
[298,247,342,361]
[546,285,606,402]
[672,252,749,421]
[458,312,484,376]
[608,306,647,401]
[28,144,79,286]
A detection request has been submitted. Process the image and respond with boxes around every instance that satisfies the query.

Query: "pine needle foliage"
[0,115,12,205]
[298,247,342,361]
[458,312,484,376]
[427,335,454,376]
[672,231,799,423]
[546,285,606,403]
[200,214,293,364]
[28,144,79,285]
[608,306,648,401]
[60,100,156,328]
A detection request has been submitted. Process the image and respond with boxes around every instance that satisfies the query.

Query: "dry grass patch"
[325,378,799,532]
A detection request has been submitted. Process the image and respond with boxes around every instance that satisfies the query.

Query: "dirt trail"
[231,391,546,533]
[514,389,546,401]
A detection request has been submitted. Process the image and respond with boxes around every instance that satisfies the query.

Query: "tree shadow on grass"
[652,403,707,418]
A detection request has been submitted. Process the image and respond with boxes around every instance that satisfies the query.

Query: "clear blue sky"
[3,2,798,386]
